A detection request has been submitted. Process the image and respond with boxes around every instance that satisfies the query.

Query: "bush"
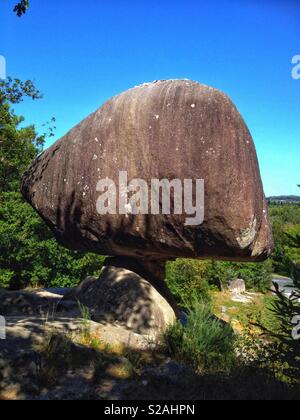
[166,258,273,304]
[207,260,273,293]
[164,300,236,373]
[166,259,212,307]
[269,204,300,276]
[265,230,300,383]
[283,226,300,278]
[0,78,107,290]
[233,260,273,292]
[269,204,300,226]
[0,192,106,289]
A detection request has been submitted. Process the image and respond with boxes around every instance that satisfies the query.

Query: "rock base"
[62,259,177,337]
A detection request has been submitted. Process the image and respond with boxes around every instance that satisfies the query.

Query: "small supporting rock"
[60,258,178,337]
[105,257,181,318]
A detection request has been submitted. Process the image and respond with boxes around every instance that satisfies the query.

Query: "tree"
[0,77,105,289]
[265,186,300,382]
[0,77,44,192]
[13,0,29,17]
[0,192,105,289]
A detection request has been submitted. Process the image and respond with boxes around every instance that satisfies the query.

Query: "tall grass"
[77,300,93,342]
[164,300,236,373]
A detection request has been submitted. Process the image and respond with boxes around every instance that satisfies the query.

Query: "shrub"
[166,259,212,307]
[234,260,273,292]
[264,230,300,383]
[269,204,300,276]
[207,260,273,292]
[0,192,106,289]
[166,258,273,304]
[164,300,236,373]
[269,204,300,226]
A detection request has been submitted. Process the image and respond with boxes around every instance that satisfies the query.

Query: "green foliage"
[13,0,29,17]
[0,77,42,104]
[213,291,280,334]
[166,259,212,307]
[207,260,273,292]
[268,286,300,382]
[269,203,300,276]
[265,196,300,384]
[0,192,105,289]
[164,300,236,373]
[283,226,300,281]
[0,77,105,290]
[234,261,273,292]
[77,301,92,342]
[0,78,44,192]
[269,203,300,226]
[166,258,273,305]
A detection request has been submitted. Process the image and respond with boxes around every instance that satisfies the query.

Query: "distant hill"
[267,195,300,204]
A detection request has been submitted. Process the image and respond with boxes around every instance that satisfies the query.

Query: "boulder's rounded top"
[111,79,232,109]
[21,79,273,262]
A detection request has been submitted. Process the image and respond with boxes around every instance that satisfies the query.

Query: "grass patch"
[211,291,280,334]
[164,300,236,374]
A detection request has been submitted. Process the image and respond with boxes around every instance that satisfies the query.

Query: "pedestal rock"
[21,79,274,318]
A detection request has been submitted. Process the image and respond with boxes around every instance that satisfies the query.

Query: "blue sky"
[1,0,299,196]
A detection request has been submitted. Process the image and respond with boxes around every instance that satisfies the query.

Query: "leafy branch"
[13,0,30,17]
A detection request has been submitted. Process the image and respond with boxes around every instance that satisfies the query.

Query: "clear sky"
[1,0,299,196]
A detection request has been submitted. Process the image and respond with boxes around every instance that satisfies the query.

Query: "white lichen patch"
[134,82,153,89]
[205,147,217,156]
[124,203,132,214]
[236,217,257,249]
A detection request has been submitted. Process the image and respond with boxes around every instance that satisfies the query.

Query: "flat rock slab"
[0,288,68,317]
[0,314,162,400]
[230,293,254,304]
[0,315,159,359]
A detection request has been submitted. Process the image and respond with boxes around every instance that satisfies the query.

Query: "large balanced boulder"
[21,80,273,262]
